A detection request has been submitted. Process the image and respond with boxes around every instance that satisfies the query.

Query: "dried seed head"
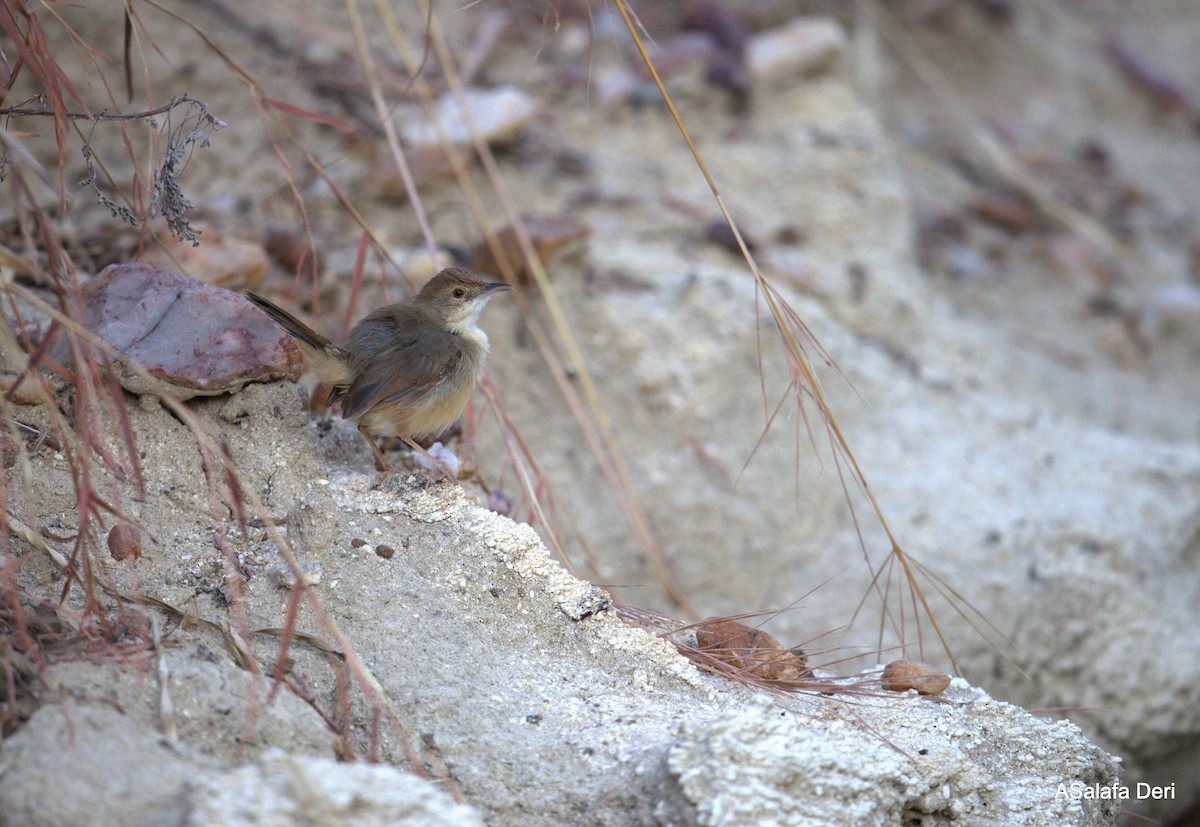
[693,618,810,682]
[881,660,951,695]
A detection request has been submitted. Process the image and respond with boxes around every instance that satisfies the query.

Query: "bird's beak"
[482,281,513,295]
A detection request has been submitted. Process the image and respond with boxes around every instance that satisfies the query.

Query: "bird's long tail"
[246,293,354,384]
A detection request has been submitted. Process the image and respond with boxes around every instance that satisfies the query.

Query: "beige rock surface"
[0,381,1118,824]
[0,704,482,827]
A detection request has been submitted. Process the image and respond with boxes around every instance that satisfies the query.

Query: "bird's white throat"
[447,298,493,355]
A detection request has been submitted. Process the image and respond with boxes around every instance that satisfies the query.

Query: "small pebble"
[747,17,846,83]
[268,561,323,590]
[0,374,42,406]
[704,219,753,255]
[264,228,321,276]
[107,524,142,561]
[972,193,1037,233]
[399,87,537,148]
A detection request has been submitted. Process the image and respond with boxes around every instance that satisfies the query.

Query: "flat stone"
[56,263,302,400]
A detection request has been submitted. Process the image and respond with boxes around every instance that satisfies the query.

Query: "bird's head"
[417,267,512,331]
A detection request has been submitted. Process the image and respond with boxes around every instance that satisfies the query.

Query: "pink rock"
[56,263,302,400]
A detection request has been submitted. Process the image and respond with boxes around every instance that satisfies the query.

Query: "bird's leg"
[401,436,456,481]
[358,424,392,472]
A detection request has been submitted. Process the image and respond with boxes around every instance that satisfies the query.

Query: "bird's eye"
[452,288,466,299]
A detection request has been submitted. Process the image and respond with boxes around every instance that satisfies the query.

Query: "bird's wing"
[339,311,464,420]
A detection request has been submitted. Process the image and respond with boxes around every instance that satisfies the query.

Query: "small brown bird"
[247,267,511,473]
